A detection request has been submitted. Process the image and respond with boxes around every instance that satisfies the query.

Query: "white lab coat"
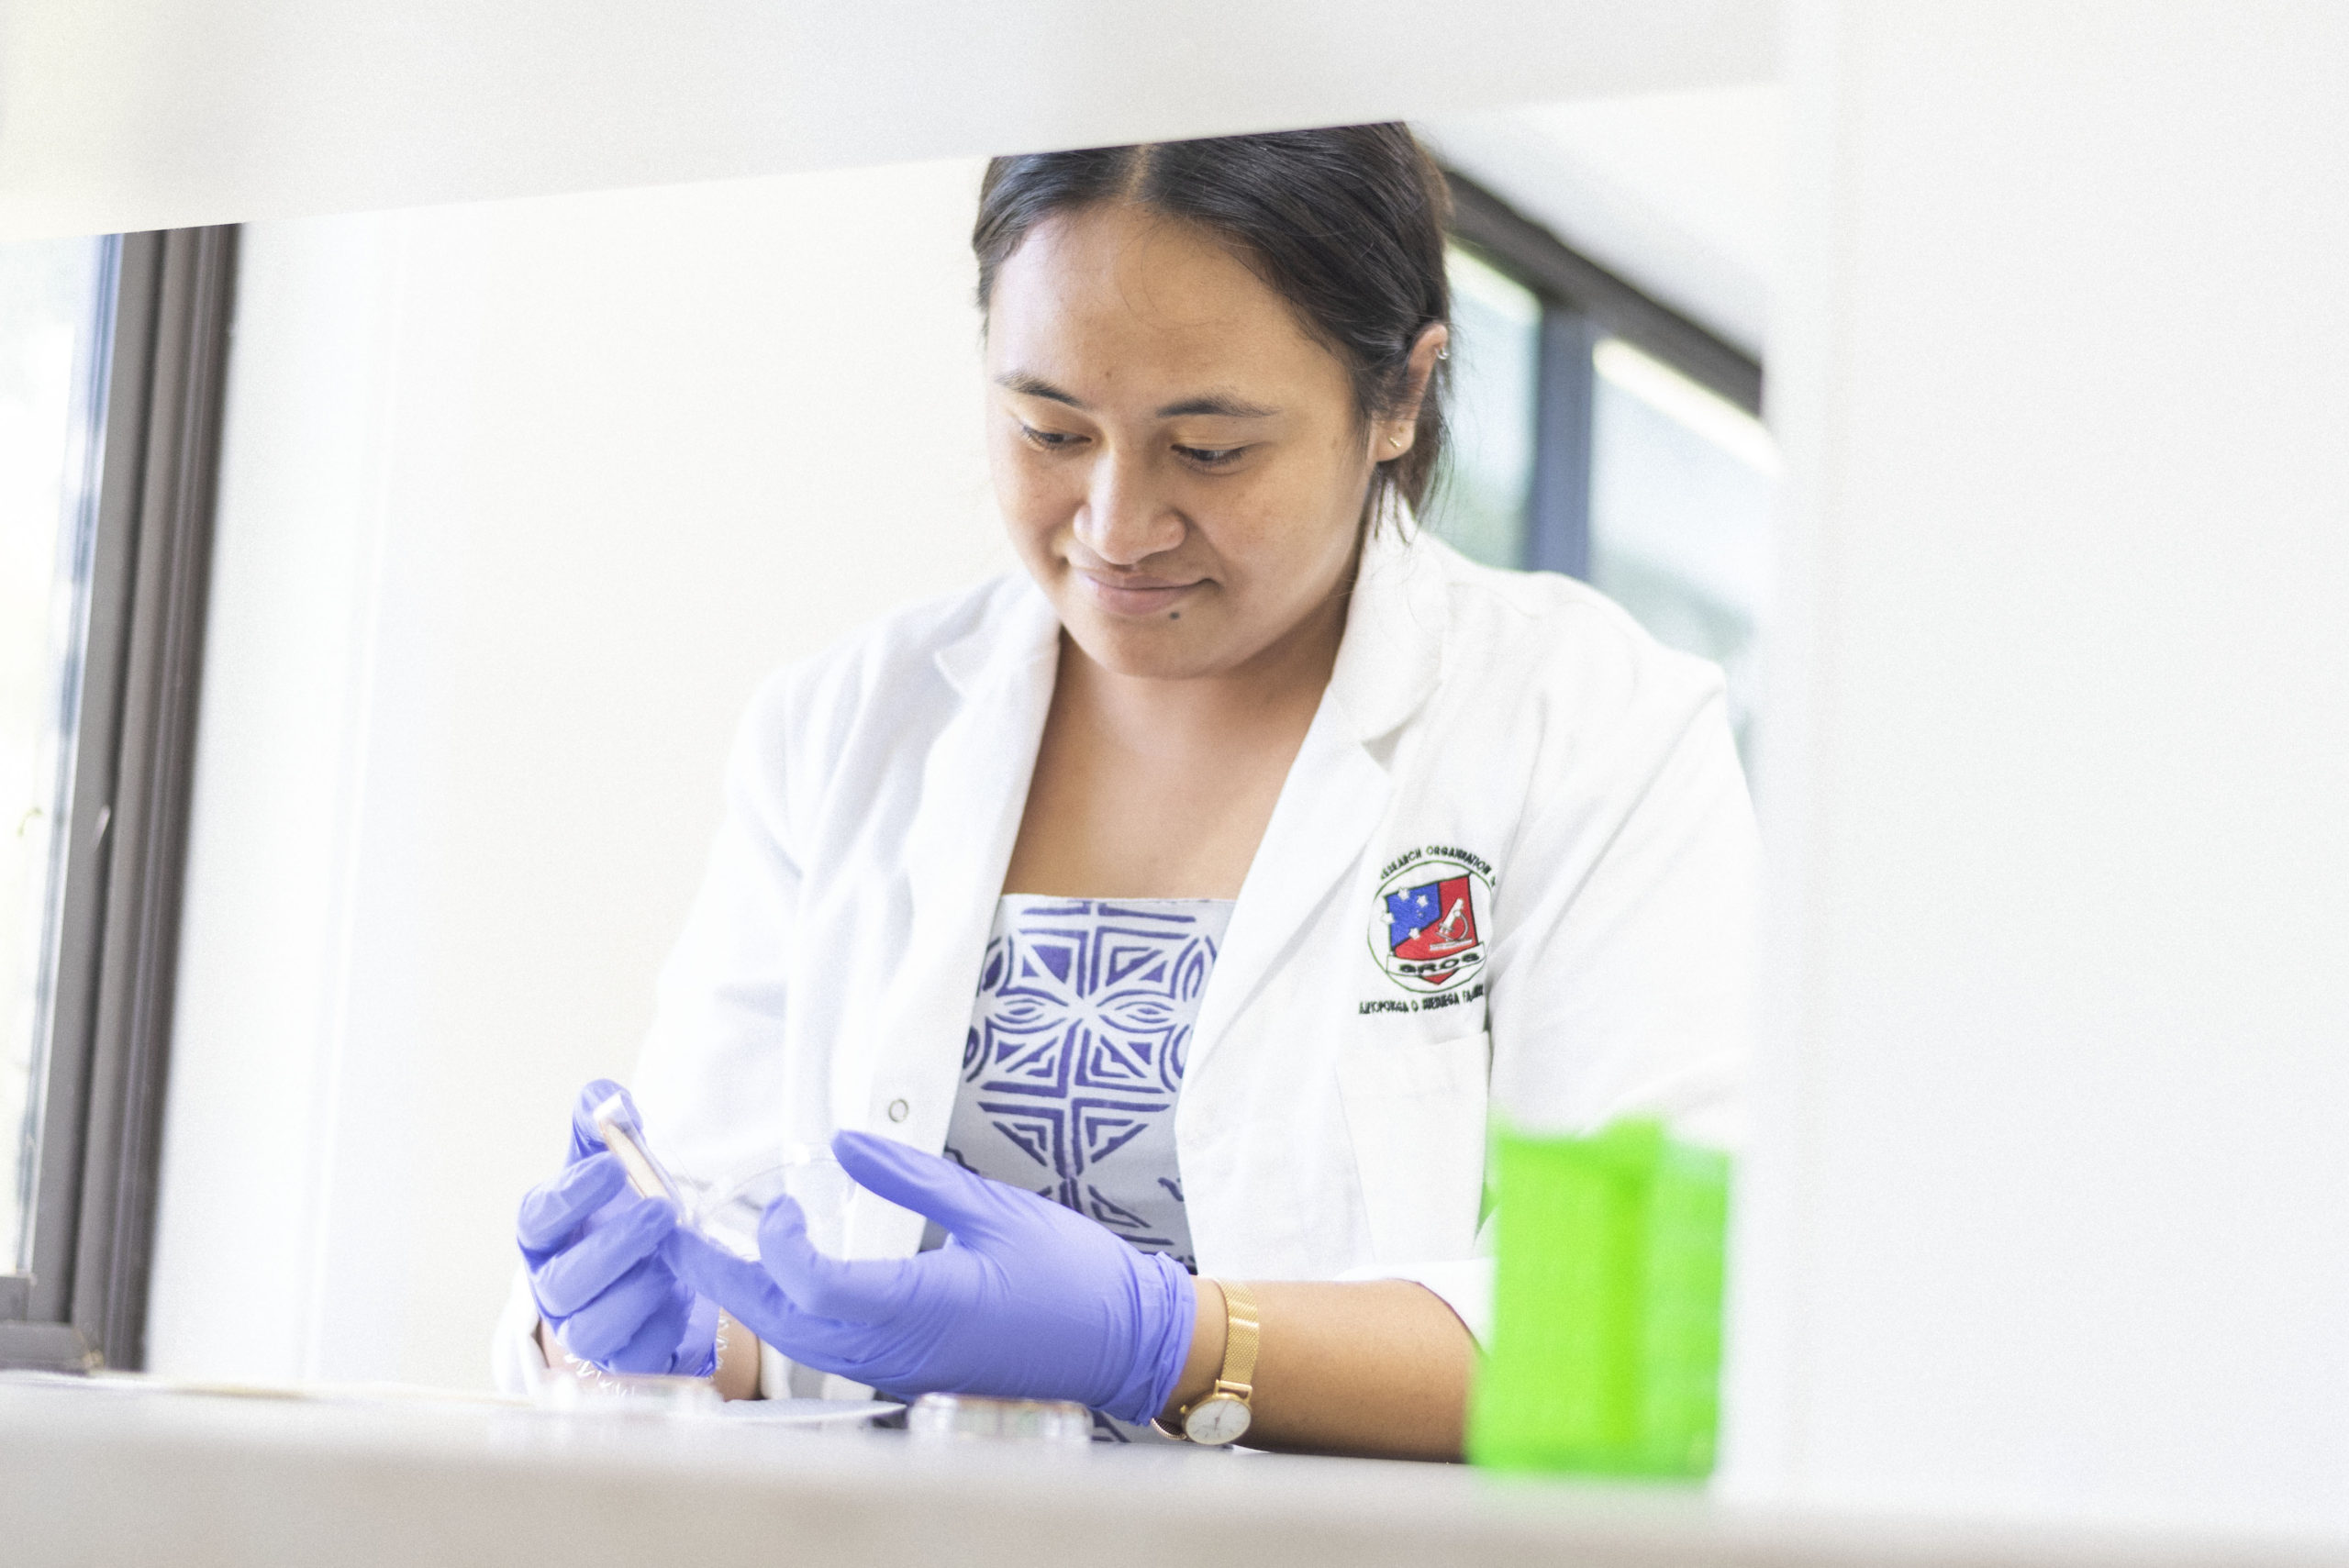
[495,525,1756,1396]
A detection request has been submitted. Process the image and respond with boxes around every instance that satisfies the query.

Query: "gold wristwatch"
[1157,1280,1260,1446]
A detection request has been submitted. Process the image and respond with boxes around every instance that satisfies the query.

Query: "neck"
[1059,586,1350,757]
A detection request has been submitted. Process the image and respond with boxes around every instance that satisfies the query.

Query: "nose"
[1074,450,1185,567]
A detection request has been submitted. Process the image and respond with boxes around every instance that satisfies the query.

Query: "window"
[0,228,236,1372]
[1586,339,1775,759]
[3,238,115,1316]
[1436,248,1543,574]
[1429,174,1774,765]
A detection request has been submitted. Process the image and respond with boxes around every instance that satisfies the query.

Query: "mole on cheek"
[1169,611,1181,620]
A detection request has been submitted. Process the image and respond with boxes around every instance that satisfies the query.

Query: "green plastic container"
[1466,1118,1730,1478]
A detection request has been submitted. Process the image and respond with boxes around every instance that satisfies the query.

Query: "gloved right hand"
[515,1080,718,1376]
[668,1129,1194,1422]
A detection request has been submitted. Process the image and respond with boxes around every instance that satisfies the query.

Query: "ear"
[1371,324,1451,461]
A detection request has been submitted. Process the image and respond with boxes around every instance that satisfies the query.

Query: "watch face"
[1183,1395,1252,1446]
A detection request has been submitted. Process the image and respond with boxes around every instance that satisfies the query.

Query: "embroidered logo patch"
[1367,846,1494,995]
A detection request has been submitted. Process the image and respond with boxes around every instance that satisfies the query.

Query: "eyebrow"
[995,373,1276,421]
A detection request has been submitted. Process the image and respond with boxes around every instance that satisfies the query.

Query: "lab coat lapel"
[1185,527,1451,1079]
[874,582,1060,1153]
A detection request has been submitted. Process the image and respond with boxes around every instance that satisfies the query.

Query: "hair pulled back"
[973,124,1453,526]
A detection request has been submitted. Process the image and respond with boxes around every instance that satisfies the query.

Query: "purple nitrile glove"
[515,1080,718,1377]
[666,1130,1197,1425]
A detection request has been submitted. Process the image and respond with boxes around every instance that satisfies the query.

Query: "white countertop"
[0,1379,2328,1568]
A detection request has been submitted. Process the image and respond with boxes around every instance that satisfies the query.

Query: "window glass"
[1426,245,1541,569]
[2,237,112,1272]
[1587,337,1776,765]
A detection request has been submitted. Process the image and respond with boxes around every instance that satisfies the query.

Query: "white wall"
[149,158,1008,1388]
[1728,1,2349,1540]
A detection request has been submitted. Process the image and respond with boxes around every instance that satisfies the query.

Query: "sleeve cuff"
[1336,1256,1494,1347]
[491,1266,551,1396]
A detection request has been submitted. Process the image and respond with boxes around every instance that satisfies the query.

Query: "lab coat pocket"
[1334,1029,1491,1265]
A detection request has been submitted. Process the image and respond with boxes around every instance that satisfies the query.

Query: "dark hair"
[973,125,1453,524]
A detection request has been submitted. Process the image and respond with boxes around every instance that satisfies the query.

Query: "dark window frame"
[0,226,238,1373]
[1442,171,1764,579]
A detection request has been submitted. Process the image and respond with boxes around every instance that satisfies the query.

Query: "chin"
[1063,608,1229,681]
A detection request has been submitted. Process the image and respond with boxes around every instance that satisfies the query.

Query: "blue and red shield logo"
[1368,854,1492,994]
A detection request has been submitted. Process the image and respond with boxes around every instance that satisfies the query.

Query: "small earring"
[1436,346,1450,361]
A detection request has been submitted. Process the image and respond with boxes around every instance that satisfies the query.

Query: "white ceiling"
[1424,84,1785,359]
[0,0,1781,242]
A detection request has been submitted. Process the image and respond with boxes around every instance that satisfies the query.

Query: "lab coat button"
[886,1098,909,1123]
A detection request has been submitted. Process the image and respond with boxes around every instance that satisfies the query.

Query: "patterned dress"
[944,896,1232,1273]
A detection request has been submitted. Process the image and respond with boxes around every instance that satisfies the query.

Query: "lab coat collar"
[934,573,1062,696]
[1325,518,1451,746]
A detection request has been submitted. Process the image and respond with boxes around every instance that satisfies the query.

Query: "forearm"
[1158,1279,1473,1461]
[713,1314,763,1398]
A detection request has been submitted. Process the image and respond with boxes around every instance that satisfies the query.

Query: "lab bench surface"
[0,1380,2333,1568]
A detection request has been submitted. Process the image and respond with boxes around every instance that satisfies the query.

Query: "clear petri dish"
[532,1366,723,1418]
[697,1148,850,1259]
[906,1392,1093,1447]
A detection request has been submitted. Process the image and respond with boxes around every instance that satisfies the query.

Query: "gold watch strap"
[1213,1280,1260,1401]
[1151,1279,1264,1440]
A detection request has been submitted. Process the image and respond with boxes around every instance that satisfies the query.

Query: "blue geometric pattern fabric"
[945,896,1231,1273]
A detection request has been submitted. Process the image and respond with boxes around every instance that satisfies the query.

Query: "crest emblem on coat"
[1368,848,1494,994]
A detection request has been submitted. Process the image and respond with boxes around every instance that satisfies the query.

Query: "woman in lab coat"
[504,125,1755,1459]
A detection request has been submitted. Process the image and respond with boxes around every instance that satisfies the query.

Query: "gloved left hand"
[516,1081,719,1377]
[667,1130,1197,1425]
